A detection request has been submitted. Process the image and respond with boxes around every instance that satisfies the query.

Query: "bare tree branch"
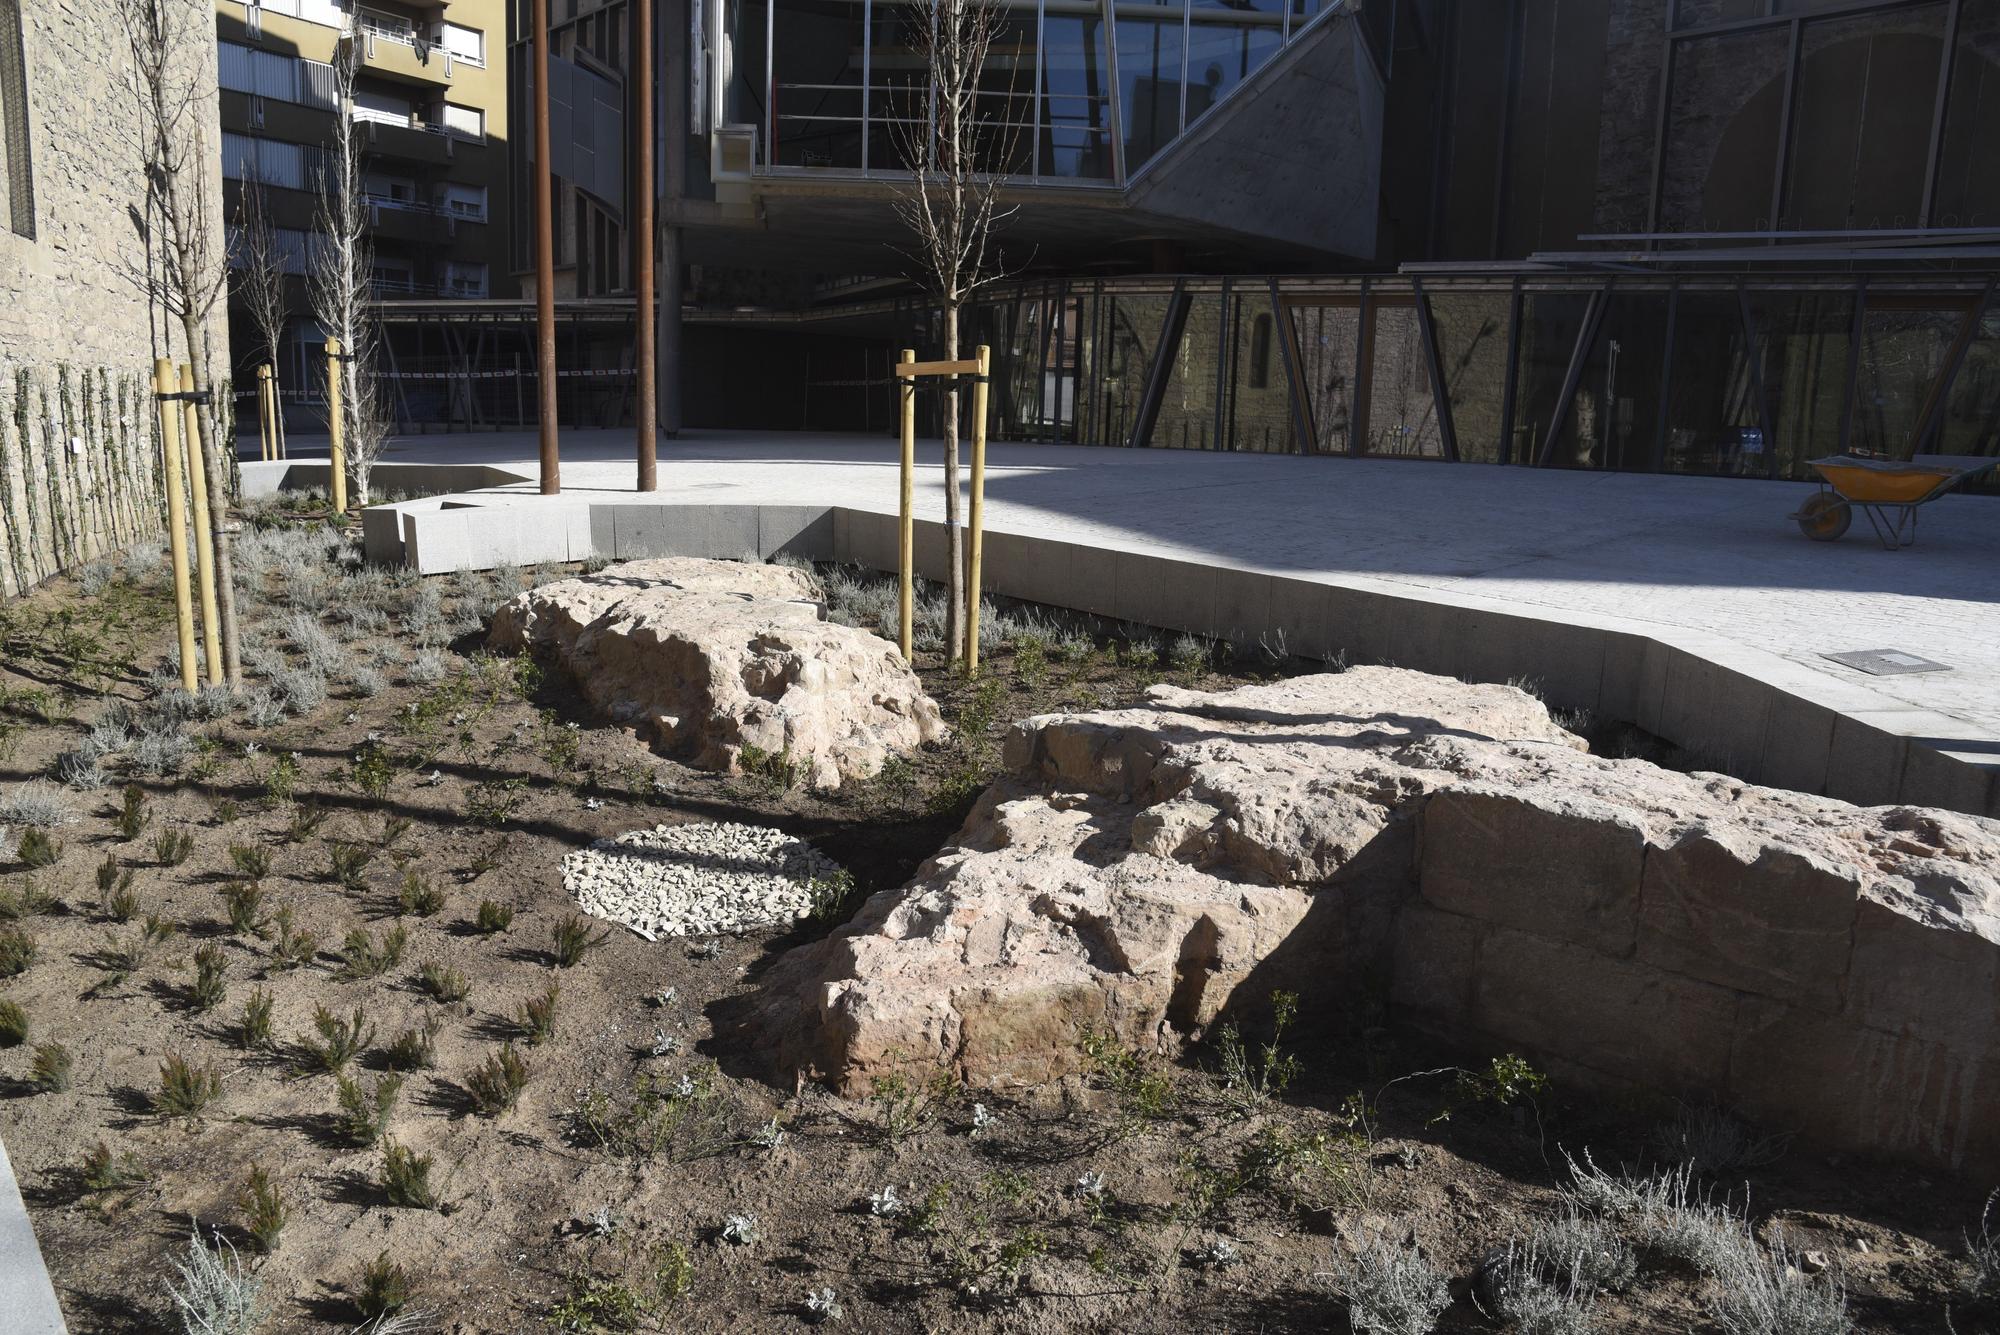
[233,177,290,456]
[310,37,388,508]
[891,0,1023,660]
[118,0,243,687]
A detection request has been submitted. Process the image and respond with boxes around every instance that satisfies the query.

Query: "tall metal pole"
[660,0,686,437]
[533,0,561,494]
[633,0,658,490]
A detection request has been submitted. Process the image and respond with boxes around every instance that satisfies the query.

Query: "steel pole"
[533,0,561,494]
[633,0,657,490]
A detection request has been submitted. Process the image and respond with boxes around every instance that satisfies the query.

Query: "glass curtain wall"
[1287,301,1360,455]
[1426,291,1513,463]
[934,277,1998,476]
[1226,287,1295,453]
[753,0,1304,180]
[1662,290,1762,474]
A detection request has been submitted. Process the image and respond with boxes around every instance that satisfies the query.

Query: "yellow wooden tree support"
[894,346,991,669]
[152,359,198,693]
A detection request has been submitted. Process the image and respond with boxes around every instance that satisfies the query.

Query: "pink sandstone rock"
[489,557,945,789]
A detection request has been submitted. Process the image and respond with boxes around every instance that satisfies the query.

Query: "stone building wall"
[0,0,228,598]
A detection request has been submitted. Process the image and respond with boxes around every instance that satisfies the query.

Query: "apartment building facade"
[216,0,511,407]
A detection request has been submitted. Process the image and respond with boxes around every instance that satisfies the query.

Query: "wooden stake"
[256,364,273,462]
[898,347,916,662]
[326,337,348,517]
[965,345,990,674]
[179,365,223,688]
[154,359,199,693]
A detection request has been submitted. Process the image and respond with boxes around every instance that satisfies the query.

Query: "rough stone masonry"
[742,666,2000,1180]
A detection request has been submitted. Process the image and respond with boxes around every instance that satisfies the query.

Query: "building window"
[441,102,484,139]
[1249,314,1272,389]
[443,260,488,297]
[0,0,33,239]
[439,182,488,221]
[444,22,485,67]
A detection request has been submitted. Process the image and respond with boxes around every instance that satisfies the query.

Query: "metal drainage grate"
[1821,649,1951,676]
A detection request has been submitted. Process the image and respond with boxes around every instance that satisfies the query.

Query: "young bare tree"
[234,178,290,458]
[893,0,1019,661]
[310,37,388,508]
[119,0,243,688]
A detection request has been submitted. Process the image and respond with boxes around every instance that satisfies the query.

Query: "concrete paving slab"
[254,429,2000,814]
[0,1136,66,1333]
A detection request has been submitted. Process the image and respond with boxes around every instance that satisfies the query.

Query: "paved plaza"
[253,428,2000,807]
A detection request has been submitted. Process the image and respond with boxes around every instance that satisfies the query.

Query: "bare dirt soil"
[0,514,1994,1334]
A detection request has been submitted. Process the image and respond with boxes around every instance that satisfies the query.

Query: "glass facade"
[946,274,1999,481]
[748,0,1315,182]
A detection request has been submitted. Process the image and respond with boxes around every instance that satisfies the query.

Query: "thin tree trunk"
[181,311,241,687]
[943,302,964,661]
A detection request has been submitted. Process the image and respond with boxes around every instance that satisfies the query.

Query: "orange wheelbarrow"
[1791,453,2000,550]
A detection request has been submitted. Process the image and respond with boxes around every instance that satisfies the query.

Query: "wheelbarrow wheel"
[1795,492,1851,541]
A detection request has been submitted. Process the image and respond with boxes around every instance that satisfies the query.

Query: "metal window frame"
[1270,279,1314,455]
[1650,0,1970,244]
[1130,278,1189,448]
[1535,280,1613,469]
[1411,276,1460,462]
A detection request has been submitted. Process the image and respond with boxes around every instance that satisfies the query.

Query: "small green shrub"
[102,878,141,923]
[514,983,559,1045]
[383,1018,443,1072]
[268,905,318,971]
[350,739,395,801]
[326,842,374,891]
[334,1072,403,1146]
[30,1040,72,1092]
[80,1140,148,1192]
[417,961,469,1004]
[189,942,228,1012]
[0,925,36,977]
[153,827,193,867]
[465,1043,529,1116]
[0,999,26,1046]
[237,988,274,1050]
[355,1250,413,1319]
[381,1139,446,1210]
[228,842,272,881]
[335,923,407,980]
[220,880,267,936]
[237,1164,289,1254]
[474,899,513,934]
[298,1004,374,1075]
[550,914,610,969]
[113,785,150,840]
[155,1051,221,1116]
[398,869,446,917]
[18,827,63,868]
[283,802,328,843]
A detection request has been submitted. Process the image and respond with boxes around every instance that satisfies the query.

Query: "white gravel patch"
[561,820,844,939]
